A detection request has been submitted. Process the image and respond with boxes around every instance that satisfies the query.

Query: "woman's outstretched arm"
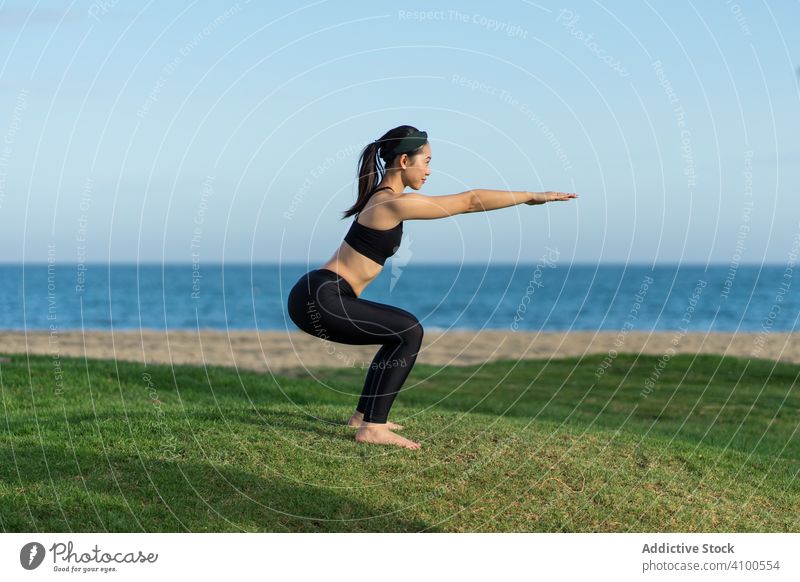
[385,189,577,221]
[469,189,578,212]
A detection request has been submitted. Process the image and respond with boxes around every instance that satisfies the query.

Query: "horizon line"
[0,261,791,267]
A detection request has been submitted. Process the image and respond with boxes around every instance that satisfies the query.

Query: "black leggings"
[286,269,424,423]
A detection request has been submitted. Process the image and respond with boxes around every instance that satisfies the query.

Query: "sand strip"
[1,329,797,374]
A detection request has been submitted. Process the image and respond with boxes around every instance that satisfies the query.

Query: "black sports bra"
[343,187,403,266]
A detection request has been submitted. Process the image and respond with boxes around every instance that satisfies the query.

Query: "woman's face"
[400,143,431,190]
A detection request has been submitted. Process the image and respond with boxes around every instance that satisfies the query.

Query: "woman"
[287,125,577,450]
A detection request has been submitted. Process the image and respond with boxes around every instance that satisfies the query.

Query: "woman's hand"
[525,191,579,205]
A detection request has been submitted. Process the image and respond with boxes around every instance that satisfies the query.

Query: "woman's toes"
[355,426,420,449]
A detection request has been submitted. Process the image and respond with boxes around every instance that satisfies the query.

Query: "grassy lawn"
[1,352,797,532]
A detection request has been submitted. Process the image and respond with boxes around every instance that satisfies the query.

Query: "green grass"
[0,351,797,532]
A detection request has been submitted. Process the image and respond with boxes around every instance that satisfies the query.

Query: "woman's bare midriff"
[318,191,400,297]
[318,242,382,298]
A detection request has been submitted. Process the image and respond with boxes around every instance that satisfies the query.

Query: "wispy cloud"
[0,5,78,27]
[0,3,136,28]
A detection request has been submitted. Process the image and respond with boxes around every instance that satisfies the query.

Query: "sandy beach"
[1,329,797,373]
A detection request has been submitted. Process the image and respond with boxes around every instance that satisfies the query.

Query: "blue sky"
[0,0,798,264]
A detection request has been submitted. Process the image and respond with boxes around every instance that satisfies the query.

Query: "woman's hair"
[342,125,428,219]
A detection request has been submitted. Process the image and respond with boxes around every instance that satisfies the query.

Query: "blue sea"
[2,263,797,332]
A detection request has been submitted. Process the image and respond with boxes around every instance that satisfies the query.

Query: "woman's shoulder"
[357,190,404,227]
[365,187,402,206]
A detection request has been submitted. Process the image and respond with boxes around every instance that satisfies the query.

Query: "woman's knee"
[400,316,424,347]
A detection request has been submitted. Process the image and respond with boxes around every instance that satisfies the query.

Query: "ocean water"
[2,263,797,332]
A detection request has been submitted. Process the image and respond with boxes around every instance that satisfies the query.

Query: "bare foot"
[355,424,421,450]
[347,411,404,430]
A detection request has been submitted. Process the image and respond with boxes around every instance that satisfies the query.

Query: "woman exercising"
[287,125,577,449]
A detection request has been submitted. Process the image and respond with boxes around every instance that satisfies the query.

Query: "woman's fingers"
[553,192,578,200]
[526,192,578,204]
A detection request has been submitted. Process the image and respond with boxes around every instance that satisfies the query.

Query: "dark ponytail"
[342,125,427,219]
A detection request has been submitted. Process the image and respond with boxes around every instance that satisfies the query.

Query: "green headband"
[378,129,428,160]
